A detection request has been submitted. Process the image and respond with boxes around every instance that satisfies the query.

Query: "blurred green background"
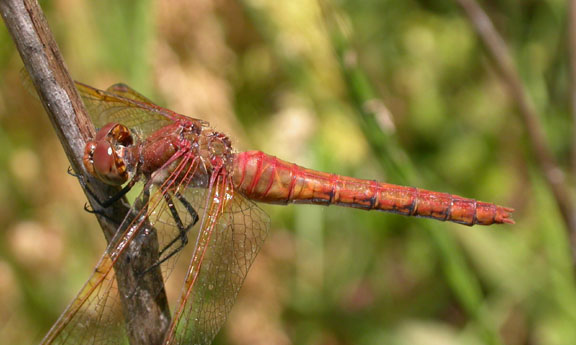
[0,0,572,344]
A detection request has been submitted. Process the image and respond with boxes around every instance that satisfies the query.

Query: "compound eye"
[90,140,129,185]
[83,141,97,176]
[96,123,134,146]
[95,123,117,141]
[84,123,134,185]
[108,123,133,147]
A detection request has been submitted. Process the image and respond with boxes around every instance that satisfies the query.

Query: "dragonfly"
[40,81,514,345]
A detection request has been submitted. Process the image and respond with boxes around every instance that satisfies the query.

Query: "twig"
[455,0,576,253]
[0,0,170,344]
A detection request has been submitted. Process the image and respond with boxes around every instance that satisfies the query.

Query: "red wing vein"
[166,177,270,345]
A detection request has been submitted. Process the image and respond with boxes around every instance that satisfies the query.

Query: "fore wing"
[39,157,202,345]
[164,174,270,345]
[41,156,269,345]
[76,82,199,138]
[39,182,163,345]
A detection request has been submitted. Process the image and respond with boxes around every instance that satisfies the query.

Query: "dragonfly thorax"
[156,126,235,189]
[126,120,233,190]
[197,129,233,170]
[83,116,235,192]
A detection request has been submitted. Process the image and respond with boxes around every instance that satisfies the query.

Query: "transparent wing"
[22,70,183,138]
[40,254,126,345]
[39,178,180,345]
[165,176,270,345]
[75,82,198,137]
[41,157,269,345]
[105,83,155,103]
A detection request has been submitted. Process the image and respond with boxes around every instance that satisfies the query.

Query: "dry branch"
[0,0,170,343]
[455,0,576,257]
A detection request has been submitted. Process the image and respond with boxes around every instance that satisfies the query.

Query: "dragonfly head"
[84,123,136,185]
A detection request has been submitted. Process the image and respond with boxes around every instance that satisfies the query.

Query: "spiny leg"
[86,179,137,209]
[157,192,199,263]
[68,167,137,218]
[97,180,137,208]
[139,192,199,278]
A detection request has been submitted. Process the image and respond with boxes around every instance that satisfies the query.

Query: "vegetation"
[0,0,572,344]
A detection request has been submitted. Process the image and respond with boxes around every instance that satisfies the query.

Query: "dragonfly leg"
[68,167,122,222]
[70,165,138,209]
[79,182,135,226]
[137,192,199,281]
[70,165,135,209]
[68,166,92,197]
[156,192,199,264]
[94,180,137,208]
[67,166,82,179]
[83,182,137,221]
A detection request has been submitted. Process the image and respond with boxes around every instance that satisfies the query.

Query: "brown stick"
[455,0,576,255]
[0,0,170,344]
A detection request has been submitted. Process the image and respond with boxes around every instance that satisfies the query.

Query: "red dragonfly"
[41,82,514,345]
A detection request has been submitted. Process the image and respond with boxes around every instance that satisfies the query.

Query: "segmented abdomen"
[232,151,514,226]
